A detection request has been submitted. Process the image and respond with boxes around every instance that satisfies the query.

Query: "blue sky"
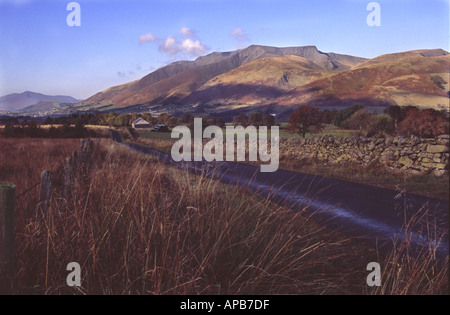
[0,0,449,99]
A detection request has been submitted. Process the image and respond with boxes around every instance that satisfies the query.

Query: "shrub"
[333,104,364,127]
[365,114,394,137]
[431,75,446,90]
[399,107,449,138]
[342,109,376,135]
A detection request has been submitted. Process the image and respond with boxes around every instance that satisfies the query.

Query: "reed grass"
[0,137,447,294]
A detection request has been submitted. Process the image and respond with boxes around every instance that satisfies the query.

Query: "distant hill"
[0,91,80,111]
[12,46,449,117]
[350,49,448,69]
[75,45,366,110]
[182,55,334,106]
[276,51,450,109]
[71,45,449,116]
[21,100,75,112]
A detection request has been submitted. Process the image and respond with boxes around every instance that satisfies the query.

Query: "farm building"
[132,118,151,130]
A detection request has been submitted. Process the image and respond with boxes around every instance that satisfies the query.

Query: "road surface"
[110,130,449,257]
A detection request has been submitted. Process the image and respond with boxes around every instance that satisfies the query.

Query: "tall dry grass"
[132,137,175,154]
[367,203,449,295]
[1,137,447,294]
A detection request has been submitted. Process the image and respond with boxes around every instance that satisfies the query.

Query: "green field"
[135,130,175,141]
[277,123,359,139]
[135,124,359,142]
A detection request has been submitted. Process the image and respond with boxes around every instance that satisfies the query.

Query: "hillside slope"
[276,53,450,109]
[0,91,80,111]
[70,46,450,115]
[75,45,366,110]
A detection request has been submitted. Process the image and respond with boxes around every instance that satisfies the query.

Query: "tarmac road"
[110,130,449,257]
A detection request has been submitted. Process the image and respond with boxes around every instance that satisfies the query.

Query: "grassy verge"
[278,123,360,139]
[1,137,447,294]
[127,125,357,156]
[134,124,358,140]
[279,156,449,200]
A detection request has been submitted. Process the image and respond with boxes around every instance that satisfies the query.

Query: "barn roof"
[132,118,150,125]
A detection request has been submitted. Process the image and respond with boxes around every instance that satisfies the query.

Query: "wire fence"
[0,138,95,294]
[15,165,65,200]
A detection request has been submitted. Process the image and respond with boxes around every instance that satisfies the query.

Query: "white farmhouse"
[132,117,151,130]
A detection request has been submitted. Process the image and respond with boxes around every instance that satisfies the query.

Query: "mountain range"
[3,45,449,117]
[74,45,449,116]
[75,45,367,111]
[0,91,80,112]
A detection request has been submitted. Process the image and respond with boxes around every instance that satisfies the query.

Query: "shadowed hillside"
[74,45,366,110]
[277,53,450,109]
[62,46,450,114]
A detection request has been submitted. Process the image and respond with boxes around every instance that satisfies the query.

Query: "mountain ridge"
[5,45,449,116]
[0,91,80,112]
[76,45,367,110]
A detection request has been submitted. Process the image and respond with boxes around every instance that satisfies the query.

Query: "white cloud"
[138,33,158,43]
[158,36,208,57]
[180,38,208,56]
[231,27,251,48]
[231,28,250,41]
[117,64,150,80]
[140,29,208,58]
[159,36,180,56]
[180,27,195,37]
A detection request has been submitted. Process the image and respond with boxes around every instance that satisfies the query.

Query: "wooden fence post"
[39,170,52,216]
[63,157,73,200]
[72,151,78,179]
[0,182,15,295]
[80,139,94,174]
[86,139,93,171]
[80,140,86,175]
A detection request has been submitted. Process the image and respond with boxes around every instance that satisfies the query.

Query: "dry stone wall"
[280,134,449,176]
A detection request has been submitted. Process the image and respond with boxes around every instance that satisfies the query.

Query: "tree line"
[289,104,449,138]
[1,105,448,139]
[0,119,101,138]
[1,111,279,138]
